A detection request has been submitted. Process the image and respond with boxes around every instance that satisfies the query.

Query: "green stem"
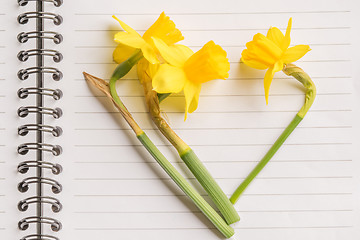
[111,49,143,80]
[88,64,235,237]
[138,133,235,238]
[109,49,143,109]
[157,93,172,103]
[140,76,240,224]
[181,149,240,224]
[230,63,316,204]
[230,114,302,203]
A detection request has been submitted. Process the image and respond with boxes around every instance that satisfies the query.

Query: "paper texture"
[1,0,359,239]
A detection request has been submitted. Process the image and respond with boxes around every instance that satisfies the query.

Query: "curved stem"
[230,63,316,204]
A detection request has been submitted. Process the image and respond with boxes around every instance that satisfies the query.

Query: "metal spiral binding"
[18,31,63,44]
[17,88,63,100]
[18,161,63,175]
[18,67,63,81]
[18,196,63,213]
[18,49,63,62]
[17,0,63,239]
[18,124,63,137]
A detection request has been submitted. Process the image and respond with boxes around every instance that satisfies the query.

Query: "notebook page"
[0,4,6,236]
[351,1,360,238]
[57,0,359,239]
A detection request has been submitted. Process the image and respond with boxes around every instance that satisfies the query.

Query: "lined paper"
[0,0,357,239]
[0,7,6,237]
[53,0,360,239]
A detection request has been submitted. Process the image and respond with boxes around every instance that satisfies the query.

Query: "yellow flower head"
[151,38,230,120]
[241,18,310,104]
[113,12,184,64]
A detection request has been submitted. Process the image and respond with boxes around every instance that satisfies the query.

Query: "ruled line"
[74,26,350,32]
[74,10,350,16]
[75,59,350,64]
[74,43,352,48]
[74,209,353,214]
[74,226,353,230]
[74,142,352,147]
[74,192,353,197]
[74,92,352,97]
[74,76,352,81]
[74,159,353,164]
[74,176,353,181]
[74,109,352,114]
[74,126,353,131]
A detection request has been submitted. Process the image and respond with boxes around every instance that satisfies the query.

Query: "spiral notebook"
[0,0,359,239]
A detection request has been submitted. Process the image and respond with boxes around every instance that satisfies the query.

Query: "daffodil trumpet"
[84,72,235,238]
[230,18,315,204]
[138,59,240,224]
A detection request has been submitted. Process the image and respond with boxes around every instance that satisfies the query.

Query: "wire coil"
[17,87,63,100]
[18,161,63,175]
[18,0,63,7]
[18,196,62,213]
[18,177,62,194]
[18,31,63,44]
[18,12,63,25]
[18,67,63,81]
[18,49,63,62]
[17,1,63,239]
[18,216,62,231]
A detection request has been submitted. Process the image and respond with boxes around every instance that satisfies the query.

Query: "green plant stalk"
[84,71,235,238]
[139,65,240,224]
[138,133,235,238]
[181,149,240,223]
[230,63,316,204]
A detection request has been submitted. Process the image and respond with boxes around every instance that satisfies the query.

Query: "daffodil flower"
[230,19,316,204]
[241,18,310,103]
[113,12,184,64]
[151,38,230,119]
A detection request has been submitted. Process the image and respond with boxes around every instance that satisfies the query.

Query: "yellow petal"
[147,61,160,79]
[281,18,292,51]
[152,64,186,93]
[113,44,137,64]
[113,15,140,36]
[114,31,146,49]
[264,60,284,104]
[183,81,201,120]
[152,37,193,67]
[282,45,311,64]
[141,43,160,64]
[143,12,184,46]
[184,41,230,84]
[245,33,283,66]
[266,27,284,48]
[241,49,269,70]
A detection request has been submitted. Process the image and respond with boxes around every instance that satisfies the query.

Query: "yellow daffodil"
[113,12,184,64]
[241,18,311,103]
[151,38,230,119]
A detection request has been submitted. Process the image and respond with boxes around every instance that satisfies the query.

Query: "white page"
[1,0,359,239]
[0,4,6,236]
